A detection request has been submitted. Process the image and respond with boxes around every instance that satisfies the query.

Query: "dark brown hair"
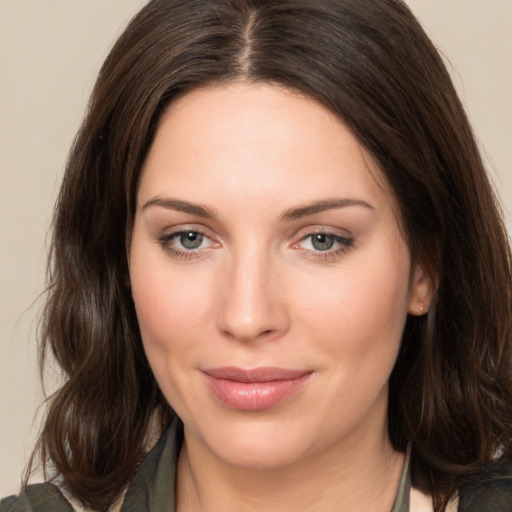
[30,0,512,510]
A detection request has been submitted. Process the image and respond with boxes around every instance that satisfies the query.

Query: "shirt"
[1,418,510,511]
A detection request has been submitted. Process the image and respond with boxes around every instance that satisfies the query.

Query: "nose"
[216,247,289,343]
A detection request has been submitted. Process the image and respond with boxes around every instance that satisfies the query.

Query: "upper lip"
[202,367,312,383]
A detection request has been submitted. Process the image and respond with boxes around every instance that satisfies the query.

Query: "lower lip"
[203,373,312,411]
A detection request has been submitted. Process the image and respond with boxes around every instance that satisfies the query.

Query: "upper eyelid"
[294,233,352,246]
[161,224,217,239]
[162,229,217,246]
[290,227,354,252]
[158,230,219,258]
[157,225,353,245]
[293,225,353,239]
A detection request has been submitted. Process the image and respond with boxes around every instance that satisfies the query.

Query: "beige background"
[1,0,511,498]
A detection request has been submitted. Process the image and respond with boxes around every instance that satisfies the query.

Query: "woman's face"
[130,83,429,468]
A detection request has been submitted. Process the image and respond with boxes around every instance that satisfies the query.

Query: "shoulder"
[458,468,512,512]
[0,483,74,512]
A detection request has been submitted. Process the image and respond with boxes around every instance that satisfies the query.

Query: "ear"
[408,263,436,316]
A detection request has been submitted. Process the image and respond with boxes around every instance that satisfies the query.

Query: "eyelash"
[157,229,216,260]
[157,229,354,261]
[293,231,354,261]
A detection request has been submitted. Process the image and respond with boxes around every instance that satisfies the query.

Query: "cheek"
[130,256,219,416]
[129,248,214,361]
[133,276,203,340]
[295,245,411,365]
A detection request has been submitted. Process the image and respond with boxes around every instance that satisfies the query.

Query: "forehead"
[138,82,395,215]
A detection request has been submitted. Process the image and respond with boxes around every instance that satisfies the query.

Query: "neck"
[176,422,405,512]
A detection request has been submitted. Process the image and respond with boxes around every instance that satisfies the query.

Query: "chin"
[187,414,318,469]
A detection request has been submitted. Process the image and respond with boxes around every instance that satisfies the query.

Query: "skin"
[129,82,432,512]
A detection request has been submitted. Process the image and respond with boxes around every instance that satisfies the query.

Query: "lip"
[202,367,313,411]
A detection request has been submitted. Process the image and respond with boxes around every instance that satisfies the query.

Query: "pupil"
[312,234,334,251]
[180,232,203,249]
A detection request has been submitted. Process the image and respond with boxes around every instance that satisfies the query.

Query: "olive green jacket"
[1,420,510,511]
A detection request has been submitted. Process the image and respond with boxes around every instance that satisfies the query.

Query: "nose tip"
[216,258,289,343]
[220,316,277,343]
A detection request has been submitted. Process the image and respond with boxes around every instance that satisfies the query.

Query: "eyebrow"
[142,197,217,219]
[142,196,375,221]
[280,198,376,220]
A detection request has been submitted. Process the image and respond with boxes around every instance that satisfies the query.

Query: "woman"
[2,0,511,511]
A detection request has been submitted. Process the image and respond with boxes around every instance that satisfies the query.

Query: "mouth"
[202,366,313,411]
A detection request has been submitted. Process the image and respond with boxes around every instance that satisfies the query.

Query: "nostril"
[221,327,275,342]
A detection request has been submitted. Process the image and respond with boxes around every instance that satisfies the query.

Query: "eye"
[292,230,354,260]
[310,233,336,251]
[157,228,219,260]
[179,231,205,249]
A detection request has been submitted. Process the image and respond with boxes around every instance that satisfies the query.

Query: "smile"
[202,367,313,411]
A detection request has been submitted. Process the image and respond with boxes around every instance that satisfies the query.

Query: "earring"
[420,302,425,314]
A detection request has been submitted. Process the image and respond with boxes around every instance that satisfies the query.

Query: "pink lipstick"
[202,367,312,411]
